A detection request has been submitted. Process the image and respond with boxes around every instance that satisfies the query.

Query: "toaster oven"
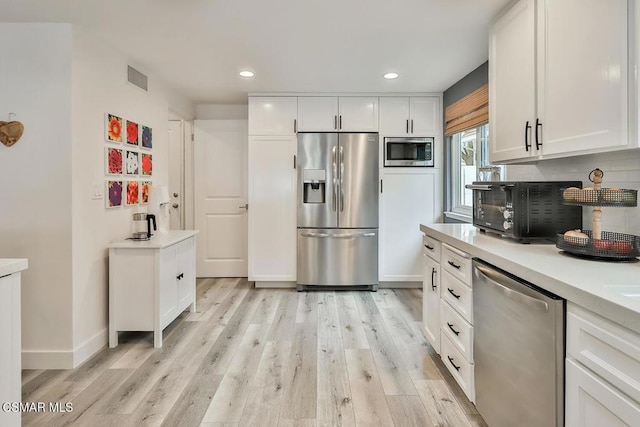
[467,181,583,242]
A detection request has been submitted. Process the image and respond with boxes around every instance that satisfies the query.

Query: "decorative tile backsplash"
[505,150,640,236]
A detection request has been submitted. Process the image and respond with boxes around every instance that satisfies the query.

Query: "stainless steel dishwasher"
[473,259,565,427]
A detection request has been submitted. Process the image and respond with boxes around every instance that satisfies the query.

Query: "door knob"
[172,203,179,208]
[173,192,179,197]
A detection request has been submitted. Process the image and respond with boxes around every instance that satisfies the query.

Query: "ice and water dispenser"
[302,169,326,204]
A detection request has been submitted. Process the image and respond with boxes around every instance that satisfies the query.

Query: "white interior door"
[168,120,184,230]
[194,120,248,277]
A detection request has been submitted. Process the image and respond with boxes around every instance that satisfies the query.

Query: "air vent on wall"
[127,65,148,91]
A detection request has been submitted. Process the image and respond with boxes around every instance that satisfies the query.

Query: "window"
[450,124,493,215]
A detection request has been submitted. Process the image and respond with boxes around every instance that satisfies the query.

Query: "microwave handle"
[465,184,493,191]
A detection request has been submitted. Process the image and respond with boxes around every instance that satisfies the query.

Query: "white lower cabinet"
[566,303,640,426]
[441,331,475,402]
[0,272,22,427]
[381,171,439,282]
[422,253,440,353]
[109,232,197,348]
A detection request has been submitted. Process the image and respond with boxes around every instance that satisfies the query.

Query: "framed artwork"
[106,181,123,208]
[125,181,139,205]
[105,147,122,175]
[141,125,152,149]
[140,181,151,204]
[126,120,139,146]
[125,150,139,175]
[141,153,152,176]
[106,113,123,143]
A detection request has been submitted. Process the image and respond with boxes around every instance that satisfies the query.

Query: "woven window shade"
[445,83,488,136]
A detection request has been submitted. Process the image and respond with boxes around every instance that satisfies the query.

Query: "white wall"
[196,104,248,120]
[71,28,194,367]
[506,150,640,236]
[0,24,74,366]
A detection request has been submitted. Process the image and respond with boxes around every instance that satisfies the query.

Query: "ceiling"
[0,0,510,105]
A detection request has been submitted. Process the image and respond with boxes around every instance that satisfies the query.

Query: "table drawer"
[441,301,473,363]
[442,243,472,285]
[423,234,441,262]
[567,303,640,403]
[441,269,473,323]
[441,331,475,403]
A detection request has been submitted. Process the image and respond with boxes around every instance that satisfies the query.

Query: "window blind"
[444,83,488,136]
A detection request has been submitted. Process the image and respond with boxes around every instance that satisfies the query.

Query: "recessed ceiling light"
[383,72,399,80]
[239,70,255,78]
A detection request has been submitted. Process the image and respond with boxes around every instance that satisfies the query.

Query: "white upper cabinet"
[297,96,379,132]
[379,96,440,136]
[248,97,298,136]
[489,0,629,163]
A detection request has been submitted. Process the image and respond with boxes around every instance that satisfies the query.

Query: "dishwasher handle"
[474,263,549,312]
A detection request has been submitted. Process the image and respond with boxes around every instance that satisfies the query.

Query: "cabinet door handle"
[294,119,297,133]
[411,119,414,134]
[293,155,296,169]
[339,115,342,130]
[380,179,383,193]
[447,322,460,336]
[431,267,437,291]
[334,115,338,130]
[447,260,461,270]
[177,273,184,280]
[406,119,409,134]
[535,118,542,150]
[524,121,531,152]
[424,244,434,250]
[447,356,461,371]
[447,288,461,299]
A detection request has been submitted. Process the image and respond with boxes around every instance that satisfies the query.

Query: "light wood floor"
[21,278,486,427]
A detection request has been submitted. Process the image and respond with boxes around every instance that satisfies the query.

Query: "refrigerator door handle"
[332,145,337,212]
[339,145,344,212]
[300,232,376,238]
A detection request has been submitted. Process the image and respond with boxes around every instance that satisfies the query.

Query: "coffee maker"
[131,213,156,241]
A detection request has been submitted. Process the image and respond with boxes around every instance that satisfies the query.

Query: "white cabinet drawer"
[422,234,441,262]
[566,358,640,427]
[567,303,640,403]
[441,269,473,323]
[442,243,472,285]
[441,331,475,403]
[441,301,473,363]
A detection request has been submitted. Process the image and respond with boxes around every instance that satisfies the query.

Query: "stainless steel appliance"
[297,133,379,290]
[384,136,434,167]
[467,181,582,242]
[473,259,564,427]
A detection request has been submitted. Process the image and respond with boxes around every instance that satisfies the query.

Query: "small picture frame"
[126,120,139,146]
[141,125,152,149]
[125,150,139,175]
[140,181,151,204]
[106,181,123,208]
[105,147,123,175]
[125,181,139,205]
[105,113,123,143]
[141,153,152,176]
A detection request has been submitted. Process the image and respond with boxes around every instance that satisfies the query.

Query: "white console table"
[0,258,28,427]
[108,230,198,348]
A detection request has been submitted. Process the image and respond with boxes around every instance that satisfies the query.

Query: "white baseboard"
[379,281,422,289]
[22,328,107,369]
[254,281,296,288]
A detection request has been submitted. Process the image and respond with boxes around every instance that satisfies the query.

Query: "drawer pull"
[177,273,184,280]
[447,288,461,299]
[447,356,461,371]
[424,244,434,250]
[447,260,461,270]
[447,322,460,336]
[431,268,437,291]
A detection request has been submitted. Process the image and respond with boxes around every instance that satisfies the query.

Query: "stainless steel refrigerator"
[296,133,379,291]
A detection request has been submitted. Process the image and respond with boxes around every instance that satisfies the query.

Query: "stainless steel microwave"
[384,137,434,167]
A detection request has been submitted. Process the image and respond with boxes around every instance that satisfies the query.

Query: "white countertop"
[108,230,199,249]
[0,258,28,277]
[421,223,640,333]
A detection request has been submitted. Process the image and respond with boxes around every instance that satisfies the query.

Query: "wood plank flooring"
[21,278,485,427]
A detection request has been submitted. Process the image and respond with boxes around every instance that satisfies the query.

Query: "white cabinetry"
[565,303,640,426]
[109,231,197,348]
[0,265,25,427]
[422,236,441,353]
[248,97,298,135]
[297,96,378,132]
[380,171,440,282]
[379,96,439,136]
[490,0,630,163]
[248,135,297,283]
